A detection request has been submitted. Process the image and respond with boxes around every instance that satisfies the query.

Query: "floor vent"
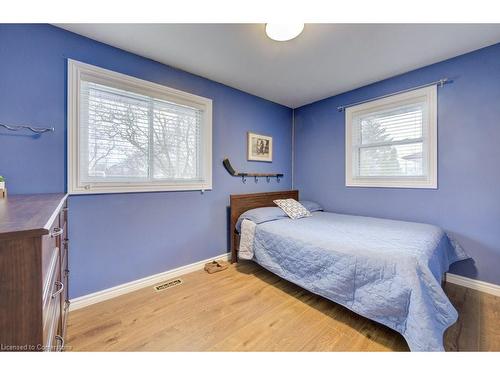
[154,278,183,292]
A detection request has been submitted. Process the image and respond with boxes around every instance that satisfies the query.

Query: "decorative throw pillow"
[299,200,323,212]
[273,198,312,220]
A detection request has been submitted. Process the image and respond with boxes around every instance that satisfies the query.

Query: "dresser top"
[0,193,67,239]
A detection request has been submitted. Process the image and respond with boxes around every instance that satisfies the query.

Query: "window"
[345,86,437,188]
[68,60,212,194]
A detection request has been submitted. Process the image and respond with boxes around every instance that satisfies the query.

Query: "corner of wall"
[291,108,295,189]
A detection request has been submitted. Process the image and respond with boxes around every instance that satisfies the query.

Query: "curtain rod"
[336,78,450,112]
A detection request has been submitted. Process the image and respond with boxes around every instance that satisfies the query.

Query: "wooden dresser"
[0,194,69,351]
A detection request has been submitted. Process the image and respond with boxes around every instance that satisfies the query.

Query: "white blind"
[352,101,427,177]
[79,81,203,183]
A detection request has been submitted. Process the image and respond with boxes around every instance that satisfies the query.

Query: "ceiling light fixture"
[265,23,304,42]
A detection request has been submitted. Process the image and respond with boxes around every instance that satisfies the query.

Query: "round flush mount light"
[265,23,304,42]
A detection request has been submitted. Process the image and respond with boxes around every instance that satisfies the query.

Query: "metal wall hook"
[0,122,54,134]
[222,158,283,185]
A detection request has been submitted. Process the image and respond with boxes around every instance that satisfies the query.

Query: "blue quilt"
[245,211,469,351]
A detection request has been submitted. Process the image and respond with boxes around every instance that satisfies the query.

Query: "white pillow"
[273,198,312,220]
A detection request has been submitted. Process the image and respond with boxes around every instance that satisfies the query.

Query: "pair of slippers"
[204,260,230,274]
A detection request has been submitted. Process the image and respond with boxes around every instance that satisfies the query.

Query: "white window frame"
[67,59,212,194]
[345,85,437,189]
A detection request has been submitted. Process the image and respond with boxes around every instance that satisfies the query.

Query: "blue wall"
[0,25,293,298]
[2,24,498,295]
[294,43,500,285]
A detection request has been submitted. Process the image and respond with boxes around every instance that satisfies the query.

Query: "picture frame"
[247,132,273,162]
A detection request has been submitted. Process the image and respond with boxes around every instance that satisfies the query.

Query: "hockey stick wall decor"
[222,158,283,183]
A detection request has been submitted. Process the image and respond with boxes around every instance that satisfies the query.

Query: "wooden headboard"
[229,190,299,263]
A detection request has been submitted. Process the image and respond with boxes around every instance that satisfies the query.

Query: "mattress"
[238,210,469,351]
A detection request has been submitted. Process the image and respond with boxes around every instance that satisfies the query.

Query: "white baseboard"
[69,253,230,311]
[70,258,497,312]
[446,273,500,297]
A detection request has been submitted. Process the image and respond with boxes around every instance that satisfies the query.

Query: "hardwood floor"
[66,261,499,351]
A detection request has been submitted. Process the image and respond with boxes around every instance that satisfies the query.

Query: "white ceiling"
[56,24,500,108]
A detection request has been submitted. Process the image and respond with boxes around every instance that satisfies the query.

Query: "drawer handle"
[52,281,65,298]
[51,227,64,238]
[55,335,65,351]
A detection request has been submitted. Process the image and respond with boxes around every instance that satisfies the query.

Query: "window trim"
[67,59,212,195]
[345,85,437,189]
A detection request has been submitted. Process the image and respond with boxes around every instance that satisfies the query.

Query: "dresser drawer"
[60,238,68,298]
[59,204,68,242]
[44,291,62,351]
[42,247,59,309]
[60,252,69,339]
[42,263,64,351]
[41,218,64,290]
[59,201,69,338]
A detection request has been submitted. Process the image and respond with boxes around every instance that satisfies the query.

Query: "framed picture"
[247,132,273,162]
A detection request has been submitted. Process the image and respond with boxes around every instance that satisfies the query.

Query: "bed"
[229,190,469,351]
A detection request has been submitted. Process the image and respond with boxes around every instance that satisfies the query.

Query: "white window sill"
[68,183,213,195]
[346,177,437,189]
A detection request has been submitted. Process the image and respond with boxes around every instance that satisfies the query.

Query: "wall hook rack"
[0,122,55,134]
[222,158,284,184]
